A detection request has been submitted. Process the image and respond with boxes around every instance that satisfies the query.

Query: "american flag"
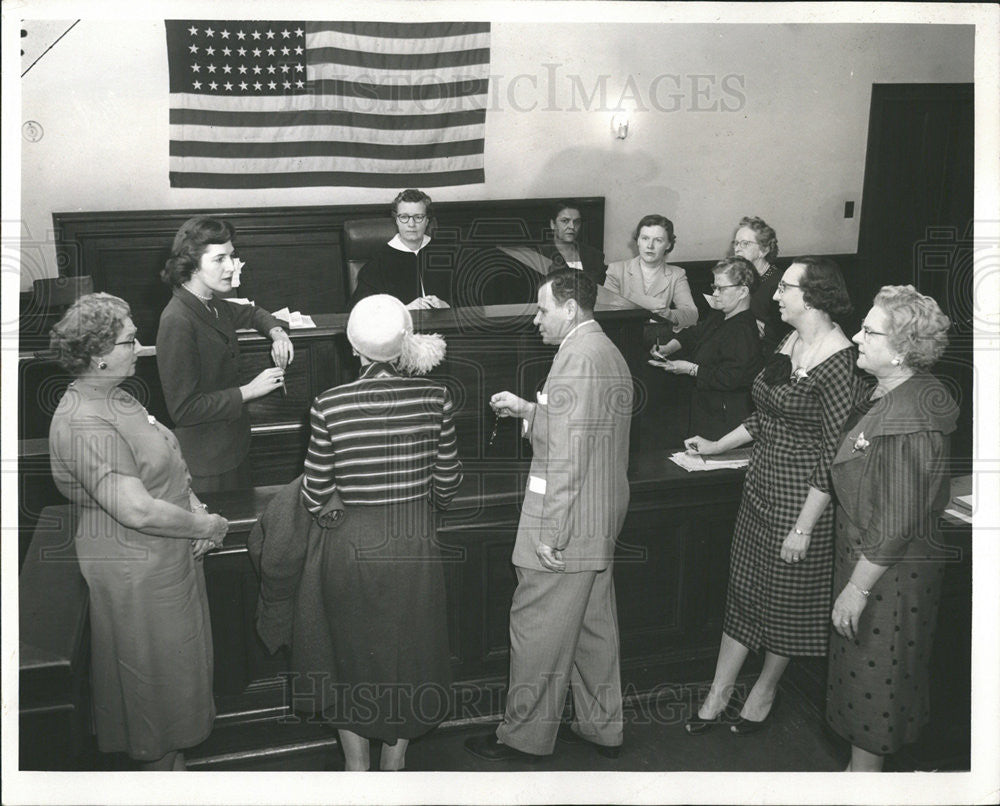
[166,21,489,189]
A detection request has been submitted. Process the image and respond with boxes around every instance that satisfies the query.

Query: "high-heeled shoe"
[729,691,781,736]
[684,697,740,735]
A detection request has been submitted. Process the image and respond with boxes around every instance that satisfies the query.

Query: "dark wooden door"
[856,83,974,465]
[854,82,973,770]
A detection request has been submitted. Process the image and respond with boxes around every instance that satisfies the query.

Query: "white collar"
[388,233,431,254]
[557,318,597,352]
[781,323,852,372]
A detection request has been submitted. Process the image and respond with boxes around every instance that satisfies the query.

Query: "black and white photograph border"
[2,1,998,805]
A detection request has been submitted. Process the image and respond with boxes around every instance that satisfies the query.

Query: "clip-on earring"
[98,361,108,370]
[891,357,902,366]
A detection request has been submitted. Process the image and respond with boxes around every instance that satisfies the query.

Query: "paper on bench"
[272,307,317,329]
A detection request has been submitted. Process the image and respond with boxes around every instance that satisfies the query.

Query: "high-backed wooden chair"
[341,218,397,298]
[32,275,94,310]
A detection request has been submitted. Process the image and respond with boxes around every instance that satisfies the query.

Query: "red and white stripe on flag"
[166,21,490,188]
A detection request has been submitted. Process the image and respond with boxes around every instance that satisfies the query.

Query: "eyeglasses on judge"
[395,213,428,224]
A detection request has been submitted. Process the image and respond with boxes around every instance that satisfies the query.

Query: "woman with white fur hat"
[297,295,463,770]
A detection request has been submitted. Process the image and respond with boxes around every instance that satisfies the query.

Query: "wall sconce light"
[611,112,629,140]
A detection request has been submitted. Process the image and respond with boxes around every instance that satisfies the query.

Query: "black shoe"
[556,724,621,759]
[730,691,781,736]
[684,697,740,735]
[464,733,544,763]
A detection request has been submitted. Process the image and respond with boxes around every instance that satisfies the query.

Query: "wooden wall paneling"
[17,446,68,569]
[51,197,606,341]
[240,341,317,426]
[203,547,290,710]
[229,229,344,317]
[18,355,169,440]
[613,507,686,659]
[248,430,309,487]
[482,536,519,668]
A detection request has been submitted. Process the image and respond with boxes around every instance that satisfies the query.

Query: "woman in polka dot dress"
[827,286,959,772]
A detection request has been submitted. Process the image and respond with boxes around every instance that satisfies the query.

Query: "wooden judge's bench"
[18,199,971,771]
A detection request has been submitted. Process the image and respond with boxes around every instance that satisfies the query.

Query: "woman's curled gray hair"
[713,256,756,289]
[49,292,131,375]
[874,285,950,371]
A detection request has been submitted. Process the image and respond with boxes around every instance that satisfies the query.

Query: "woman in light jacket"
[604,214,699,347]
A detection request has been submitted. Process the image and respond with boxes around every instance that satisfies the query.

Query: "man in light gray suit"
[465,268,633,762]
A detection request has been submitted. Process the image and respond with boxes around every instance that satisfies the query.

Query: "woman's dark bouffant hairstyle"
[796,256,853,318]
[160,217,235,287]
[49,292,131,375]
[632,214,676,253]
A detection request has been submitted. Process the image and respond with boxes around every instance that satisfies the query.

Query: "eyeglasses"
[114,337,137,347]
[776,281,801,294]
[860,325,888,338]
[711,283,742,293]
[732,239,757,250]
[396,214,427,224]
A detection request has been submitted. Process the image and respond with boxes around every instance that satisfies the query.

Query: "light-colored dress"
[49,383,215,760]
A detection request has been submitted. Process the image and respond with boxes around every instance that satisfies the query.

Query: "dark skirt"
[288,499,452,742]
[825,506,945,755]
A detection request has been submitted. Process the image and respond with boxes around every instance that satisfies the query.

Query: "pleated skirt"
[289,500,452,742]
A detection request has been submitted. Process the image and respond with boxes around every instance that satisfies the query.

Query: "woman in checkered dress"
[684,257,859,735]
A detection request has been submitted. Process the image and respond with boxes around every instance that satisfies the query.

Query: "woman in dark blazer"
[649,257,763,439]
[157,217,293,492]
[827,286,958,772]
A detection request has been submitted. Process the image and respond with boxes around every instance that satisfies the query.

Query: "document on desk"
[272,307,317,329]
[669,447,751,472]
[945,491,973,524]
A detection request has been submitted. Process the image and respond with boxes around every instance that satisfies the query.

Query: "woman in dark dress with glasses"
[827,286,958,772]
[730,215,789,356]
[648,256,763,439]
[350,188,450,310]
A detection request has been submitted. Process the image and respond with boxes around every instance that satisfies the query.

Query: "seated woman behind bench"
[648,257,763,439]
[157,216,293,493]
[351,188,450,310]
[296,295,463,770]
[604,214,699,345]
[48,293,228,771]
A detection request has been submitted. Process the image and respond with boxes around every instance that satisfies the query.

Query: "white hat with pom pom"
[346,294,446,374]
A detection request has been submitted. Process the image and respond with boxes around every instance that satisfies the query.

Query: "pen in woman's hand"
[275,357,287,396]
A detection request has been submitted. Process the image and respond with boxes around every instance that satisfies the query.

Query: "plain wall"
[19,21,973,290]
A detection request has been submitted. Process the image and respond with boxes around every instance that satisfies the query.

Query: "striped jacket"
[301,362,463,513]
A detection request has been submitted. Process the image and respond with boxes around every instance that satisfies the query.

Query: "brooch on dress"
[147,414,157,426]
[791,367,809,383]
[852,431,870,453]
